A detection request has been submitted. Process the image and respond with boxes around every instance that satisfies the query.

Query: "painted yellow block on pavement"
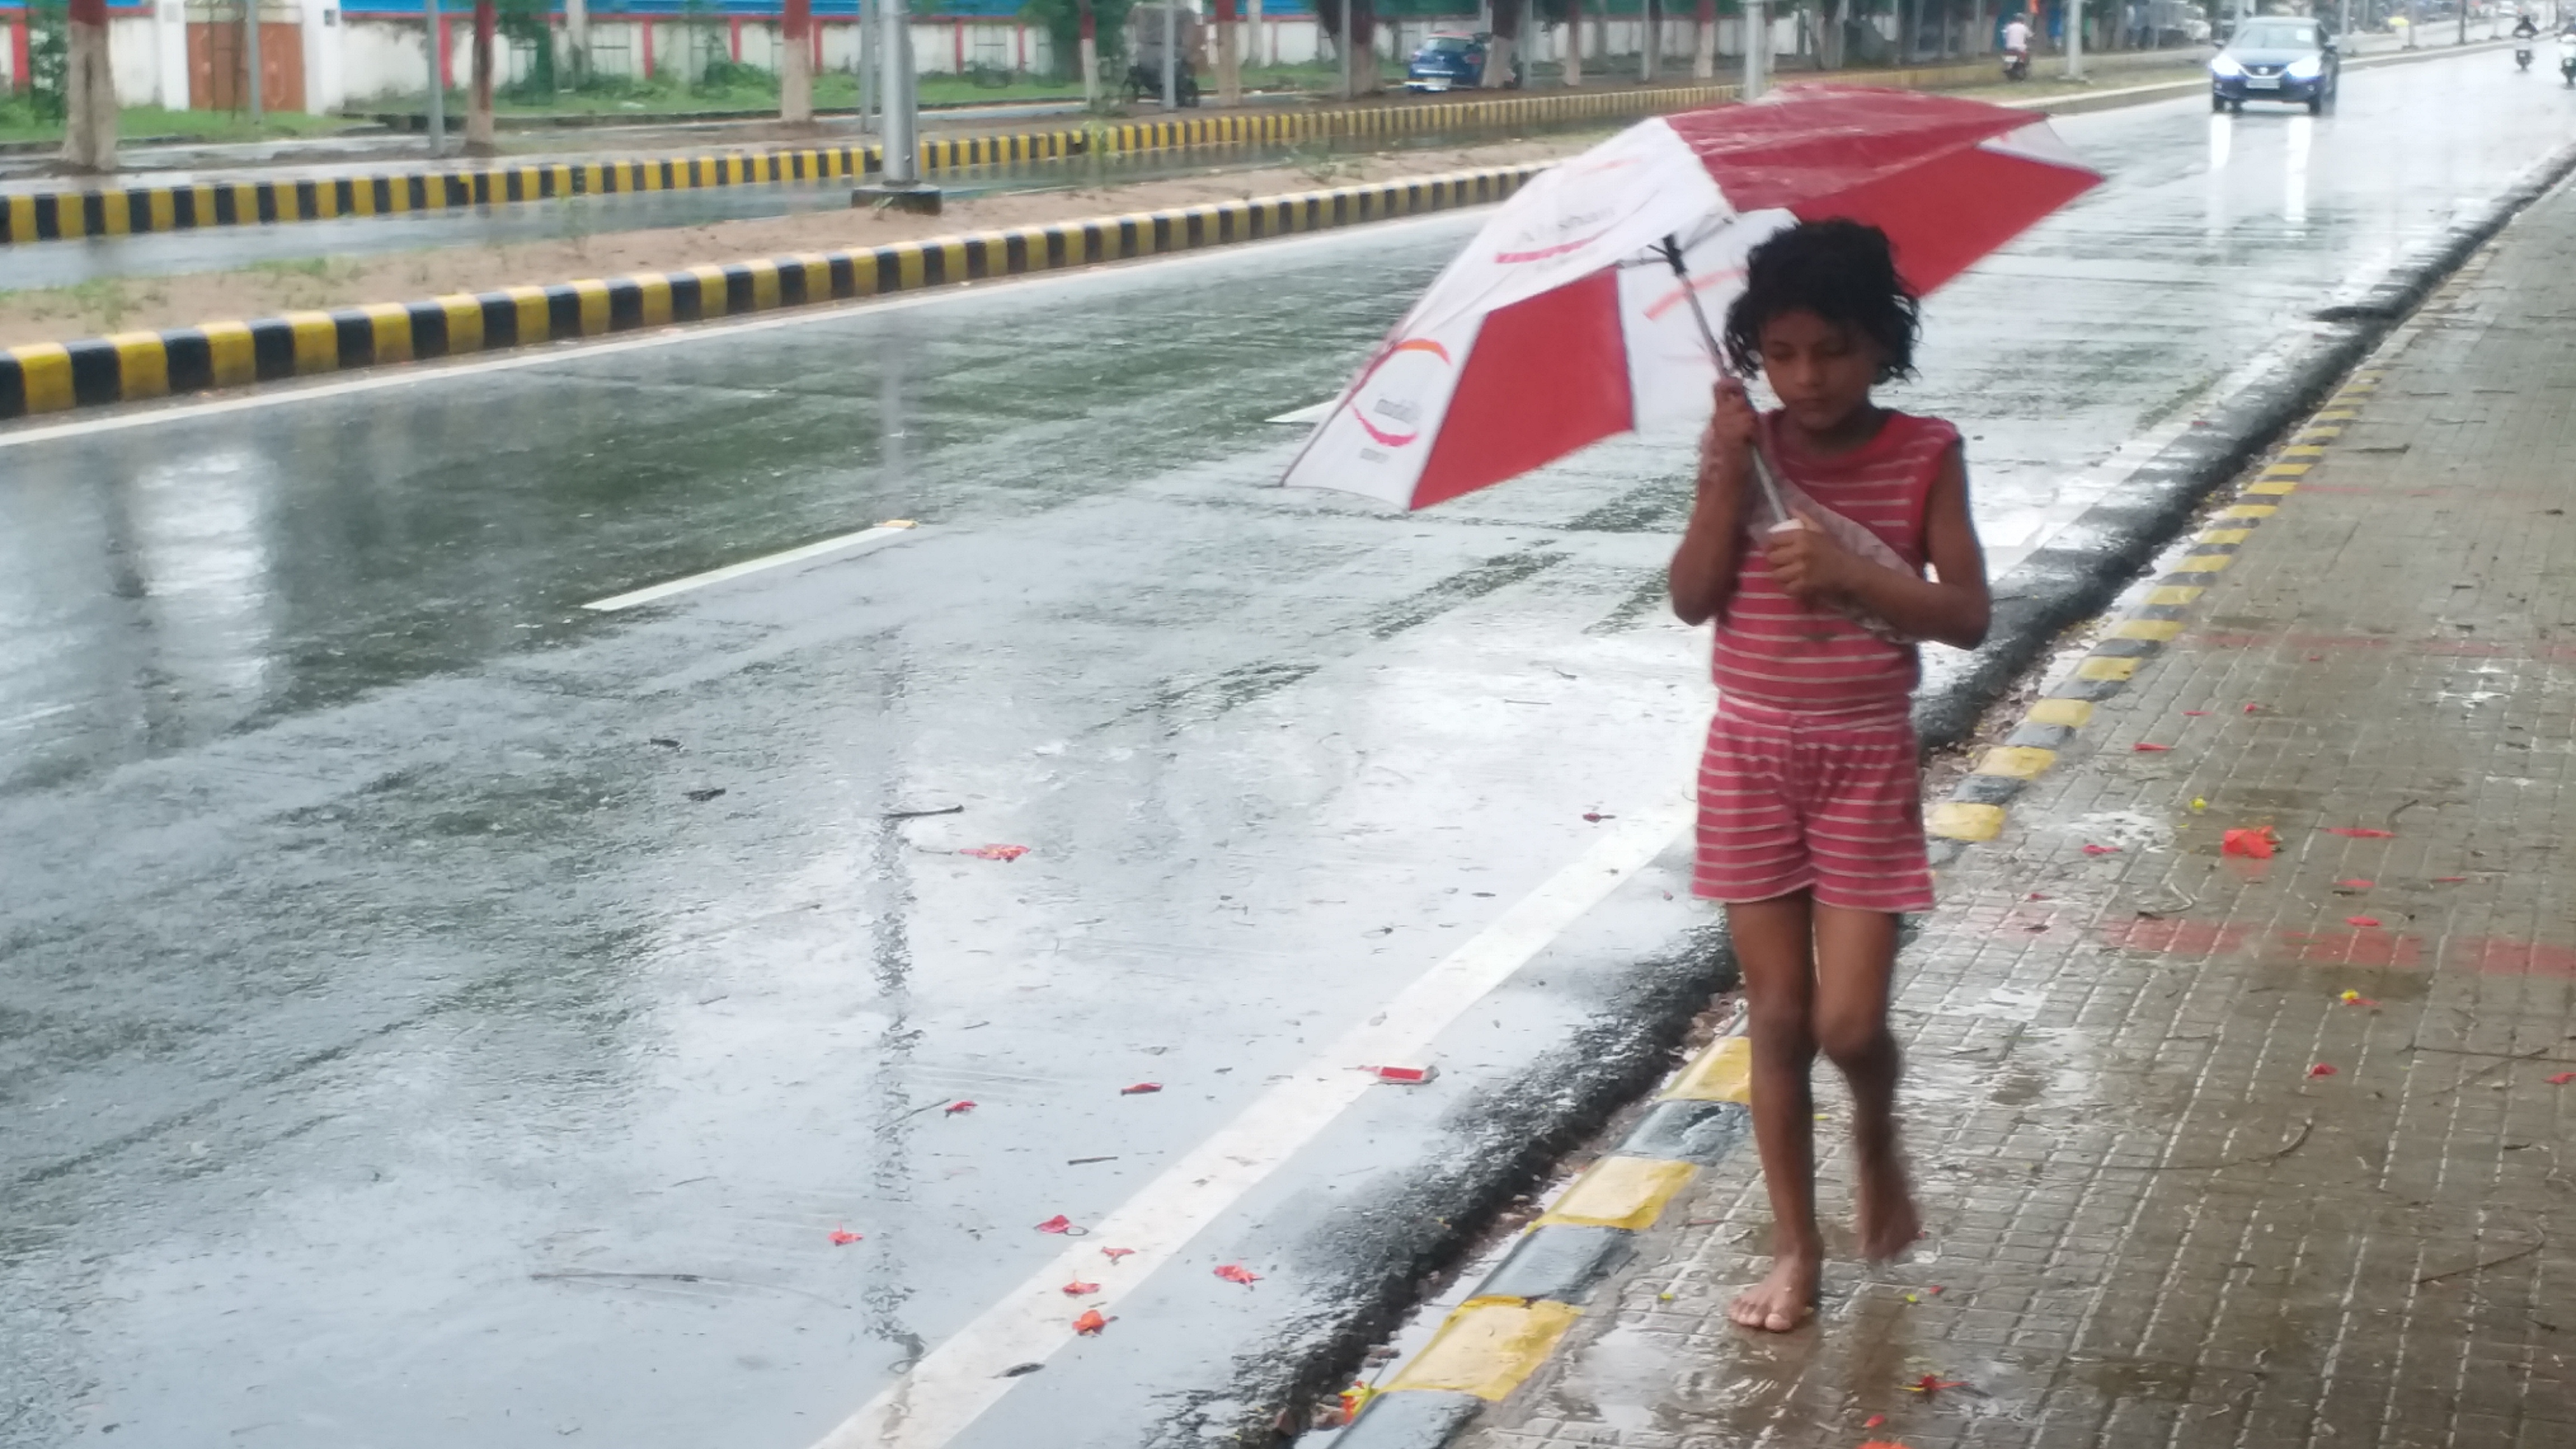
[1927,801,2006,841]
[1974,746,2057,779]
[2147,585,2204,605]
[1536,1156,1697,1231]
[2177,552,2236,574]
[1385,1300,1583,1399]
[2220,505,2277,519]
[2076,656,2139,683]
[2111,618,2185,642]
[1664,1035,1752,1104]
[2025,698,2095,728]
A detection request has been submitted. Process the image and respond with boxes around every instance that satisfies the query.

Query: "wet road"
[5,46,2575,1449]
[1,126,1594,294]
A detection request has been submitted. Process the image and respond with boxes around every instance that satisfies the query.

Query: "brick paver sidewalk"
[1461,184,2576,1448]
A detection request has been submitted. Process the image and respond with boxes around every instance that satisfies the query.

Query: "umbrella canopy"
[1281,87,2101,510]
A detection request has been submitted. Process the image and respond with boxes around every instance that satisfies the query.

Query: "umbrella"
[1280,87,2101,511]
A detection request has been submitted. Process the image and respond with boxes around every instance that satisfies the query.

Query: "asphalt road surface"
[4,46,2573,1449]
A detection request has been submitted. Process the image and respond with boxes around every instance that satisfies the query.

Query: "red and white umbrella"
[1281,87,2101,510]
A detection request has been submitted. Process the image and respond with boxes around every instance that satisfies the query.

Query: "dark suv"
[2210,16,2340,113]
[1405,32,1519,92]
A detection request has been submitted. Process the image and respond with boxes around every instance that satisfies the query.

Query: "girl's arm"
[1668,381,1759,627]
[1763,444,1991,650]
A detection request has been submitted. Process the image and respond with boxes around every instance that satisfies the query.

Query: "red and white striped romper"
[1692,409,1958,914]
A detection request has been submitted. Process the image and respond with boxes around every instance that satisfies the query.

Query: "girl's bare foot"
[1726,1249,1820,1333]
[1854,1149,1922,1262]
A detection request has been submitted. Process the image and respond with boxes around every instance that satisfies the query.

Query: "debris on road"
[2336,878,2375,891]
[2549,1072,2575,1086]
[1073,1309,1112,1336]
[1101,1247,1136,1262]
[829,1228,863,1246]
[1366,1064,1437,1084]
[2308,1063,2339,1078]
[1214,1263,1261,1286]
[1905,1374,1971,1395]
[649,737,681,748]
[1120,1082,1163,1095]
[2082,842,2121,856]
[2223,826,2278,859]
[962,844,1031,860]
[884,804,965,820]
[2340,990,2380,1008]
[2133,742,2173,752]
[2345,915,2383,928]
[1062,1281,1101,1296]
[1037,1215,1085,1235]
[2326,826,2397,839]
[685,788,727,802]
[945,1100,977,1115]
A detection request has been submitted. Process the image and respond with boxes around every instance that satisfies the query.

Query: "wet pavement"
[1456,172,2576,1449]
[4,45,2576,1449]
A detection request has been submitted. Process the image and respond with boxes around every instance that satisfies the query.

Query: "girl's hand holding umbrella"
[1697,377,1760,501]
[1763,508,1856,605]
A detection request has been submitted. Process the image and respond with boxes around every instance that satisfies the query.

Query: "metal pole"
[1162,2,1177,106]
[425,0,446,153]
[244,0,264,124]
[858,0,877,134]
[1744,0,1767,95]
[2066,0,2083,74]
[1339,0,1353,97]
[881,0,915,183]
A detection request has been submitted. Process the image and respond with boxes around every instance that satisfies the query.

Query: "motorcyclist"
[2001,12,2034,70]
[2513,11,2541,37]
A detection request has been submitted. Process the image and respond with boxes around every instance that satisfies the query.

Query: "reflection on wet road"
[3,48,2573,1449]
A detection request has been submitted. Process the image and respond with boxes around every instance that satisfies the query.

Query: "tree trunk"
[1821,0,1845,66]
[1078,0,1098,102]
[566,0,589,84]
[1215,0,1239,102]
[61,0,119,174]
[781,0,813,123]
[1590,0,1607,78]
[1483,0,1518,85]
[1641,0,1659,79]
[1693,0,1714,74]
[467,0,498,155]
[1350,0,1380,93]
[1562,6,1583,84]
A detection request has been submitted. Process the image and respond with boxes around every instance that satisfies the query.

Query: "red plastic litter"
[2184,709,2210,717]
[828,1228,863,1246]
[1072,1309,1111,1336]
[1062,1281,1101,1296]
[2336,878,2375,891]
[2346,916,2383,929]
[962,844,1031,861]
[1926,1285,1946,1295]
[2133,742,2174,752]
[944,1100,977,1115]
[2326,827,2397,839]
[1581,811,1614,822]
[2025,892,2049,902]
[2549,1072,2576,1086]
[1906,1374,1969,1395]
[1036,1215,1076,1234]
[2243,703,2262,714]
[2432,875,2469,884]
[1864,1414,1888,1429]
[1370,1065,1437,1083]
[1214,1263,1262,1286]
[1101,1247,1136,1262]
[1120,1082,1163,1096]
[2308,1063,2338,1078]
[2223,826,2278,859]
[2082,843,2121,856]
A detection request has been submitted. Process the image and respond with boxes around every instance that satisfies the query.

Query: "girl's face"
[1758,309,1884,438]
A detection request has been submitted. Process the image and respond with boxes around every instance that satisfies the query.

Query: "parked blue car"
[1406,32,1520,91]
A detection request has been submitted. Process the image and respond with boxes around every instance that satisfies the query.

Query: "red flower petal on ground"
[2432,875,2469,883]
[1864,1414,1888,1428]
[1036,1215,1076,1234]
[945,1100,977,1115]
[1072,1309,1110,1335]
[1062,1281,1101,1296]
[2336,878,2374,891]
[1905,1374,1969,1395]
[2325,827,2397,839]
[2082,843,2121,856]
[2222,826,2278,859]
[829,1228,863,1246]
[1120,1082,1163,1096]
[2308,1063,2338,1078]
[2549,1072,2575,1086]
[1214,1263,1261,1285]
[2026,892,2049,901]
[1581,811,1613,822]
[2133,742,2174,752]
[1101,1247,1136,1261]
[962,844,1031,861]
[2184,709,2210,716]
[2345,915,2383,928]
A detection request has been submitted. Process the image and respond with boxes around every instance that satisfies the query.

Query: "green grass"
[0,99,370,146]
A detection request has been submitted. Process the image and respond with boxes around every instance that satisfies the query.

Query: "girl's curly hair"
[1721,219,1921,385]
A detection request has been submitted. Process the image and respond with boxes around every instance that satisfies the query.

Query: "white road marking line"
[1265,399,1336,425]
[809,799,1693,1449]
[580,523,917,612]
[0,211,1488,452]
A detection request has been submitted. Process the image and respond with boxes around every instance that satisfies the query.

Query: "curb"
[0,164,1540,422]
[1328,126,2576,1449]
[0,83,1729,247]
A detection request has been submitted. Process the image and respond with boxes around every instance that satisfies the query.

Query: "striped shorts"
[1692,695,1934,914]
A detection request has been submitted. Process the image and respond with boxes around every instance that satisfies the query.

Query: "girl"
[1666,219,1991,1334]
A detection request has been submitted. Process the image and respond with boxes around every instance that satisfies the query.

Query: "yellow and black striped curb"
[0,164,1538,422]
[0,84,1728,247]
[1919,371,2382,858]
[1335,1034,1752,1446]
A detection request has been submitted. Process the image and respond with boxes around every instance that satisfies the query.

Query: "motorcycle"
[2003,46,2031,80]
[2516,42,2535,70]
[2560,34,2576,85]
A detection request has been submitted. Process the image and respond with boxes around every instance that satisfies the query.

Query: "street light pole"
[882,0,913,183]
[244,0,264,125]
[1744,0,1767,96]
[1339,0,1354,99]
[1162,2,1177,107]
[2066,0,2083,75]
[424,0,445,154]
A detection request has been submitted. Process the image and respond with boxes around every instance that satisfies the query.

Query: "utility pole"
[1161,1,1177,106]
[2066,0,2083,75]
[1338,0,1353,98]
[245,0,265,125]
[859,0,878,131]
[425,0,445,154]
[853,0,940,210]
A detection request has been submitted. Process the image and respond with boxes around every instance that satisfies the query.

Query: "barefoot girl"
[1666,220,1991,1333]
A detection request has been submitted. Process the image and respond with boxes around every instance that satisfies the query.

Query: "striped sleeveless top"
[1710,409,1959,713]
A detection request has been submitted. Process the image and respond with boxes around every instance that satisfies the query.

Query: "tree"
[1693,0,1715,74]
[466,0,498,154]
[60,0,115,172]
[1535,0,1580,83]
[1483,0,1524,86]
[1314,0,1382,93]
[1214,0,1239,103]
[1022,0,1135,92]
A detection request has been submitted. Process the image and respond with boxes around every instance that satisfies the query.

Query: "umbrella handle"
[1660,233,1792,527]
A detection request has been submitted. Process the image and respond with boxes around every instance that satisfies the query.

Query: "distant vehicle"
[2210,16,2340,113]
[2560,32,2576,84]
[1126,5,1204,107]
[1405,32,1519,92]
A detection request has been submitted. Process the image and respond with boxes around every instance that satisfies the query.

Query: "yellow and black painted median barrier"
[0,163,1541,421]
[0,83,1729,248]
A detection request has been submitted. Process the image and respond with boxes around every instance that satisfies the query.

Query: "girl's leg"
[1724,891,1822,1333]
[1812,904,1920,1261]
